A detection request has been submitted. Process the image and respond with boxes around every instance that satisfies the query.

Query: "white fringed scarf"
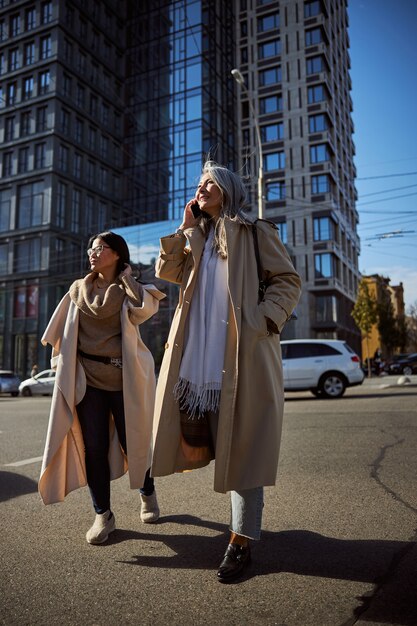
[173,227,229,417]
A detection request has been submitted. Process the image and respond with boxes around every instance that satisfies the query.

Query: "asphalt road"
[1,378,417,626]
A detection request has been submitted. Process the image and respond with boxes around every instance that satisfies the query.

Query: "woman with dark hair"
[39,231,165,544]
[151,161,301,582]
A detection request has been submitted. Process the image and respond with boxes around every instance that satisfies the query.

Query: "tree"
[377,289,399,356]
[351,278,377,377]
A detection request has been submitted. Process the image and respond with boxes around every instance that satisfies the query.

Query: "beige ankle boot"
[140,492,160,523]
[86,510,115,544]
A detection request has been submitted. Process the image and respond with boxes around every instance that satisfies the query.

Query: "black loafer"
[217,543,251,583]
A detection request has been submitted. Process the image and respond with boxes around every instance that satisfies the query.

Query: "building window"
[260,95,283,114]
[76,84,85,108]
[23,76,34,100]
[40,36,52,60]
[34,143,46,169]
[308,85,325,104]
[20,111,31,136]
[90,95,98,117]
[98,201,107,230]
[41,1,53,24]
[39,71,50,95]
[305,28,322,46]
[258,39,281,59]
[314,253,335,279]
[75,118,84,143]
[309,113,327,133]
[73,153,82,178]
[277,221,287,244]
[7,83,17,106]
[261,122,284,142]
[24,42,35,65]
[306,55,324,75]
[99,167,108,191]
[3,152,13,177]
[101,103,110,126]
[100,135,109,159]
[71,189,81,232]
[78,52,86,74]
[315,295,337,323]
[0,53,4,75]
[36,106,48,132]
[310,143,329,163]
[88,127,96,150]
[9,48,19,71]
[257,13,280,32]
[5,116,15,141]
[241,47,248,64]
[304,1,321,18]
[259,66,282,86]
[264,151,285,171]
[87,160,95,185]
[0,244,7,273]
[14,239,41,273]
[311,174,329,194]
[56,182,66,227]
[313,215,333,240]
[18,147,30,173]
[10,14,21,37]
[63,38,72,62]
[85,195,94,231]
[61,108,70,134]
[0,189,12,232]
[266,180,286,200]
[26,7,36,30]
[17,182,45,227]
[63,73,72,98]
[58,145,69,171]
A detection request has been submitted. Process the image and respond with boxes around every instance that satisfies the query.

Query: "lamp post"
[231,68,264,220]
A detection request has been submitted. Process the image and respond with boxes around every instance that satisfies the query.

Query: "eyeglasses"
[87,244,111,257]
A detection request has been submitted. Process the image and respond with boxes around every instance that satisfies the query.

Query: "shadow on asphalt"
[109,516,417,622]
[285,390,417,401]
[0,470,38,502]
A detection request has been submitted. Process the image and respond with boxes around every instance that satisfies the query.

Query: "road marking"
[4,456,43,467]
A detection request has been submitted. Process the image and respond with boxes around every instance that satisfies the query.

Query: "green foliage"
[351,278,377,336]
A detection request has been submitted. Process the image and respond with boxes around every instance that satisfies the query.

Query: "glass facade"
[125,0,237,225]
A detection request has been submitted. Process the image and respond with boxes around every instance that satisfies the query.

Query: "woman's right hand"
[178,199,201,230]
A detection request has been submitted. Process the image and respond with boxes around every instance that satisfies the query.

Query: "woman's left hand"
[119,263,132,279]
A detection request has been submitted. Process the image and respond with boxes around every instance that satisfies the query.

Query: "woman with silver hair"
[151,161,301,582]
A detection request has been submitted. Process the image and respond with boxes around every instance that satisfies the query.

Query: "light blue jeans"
[207,411,264,541]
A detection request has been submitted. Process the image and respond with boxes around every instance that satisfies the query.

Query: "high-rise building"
[0,0,360,375]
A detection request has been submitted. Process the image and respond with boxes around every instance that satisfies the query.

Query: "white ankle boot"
[86,510,115,544]
[140,492,160,523]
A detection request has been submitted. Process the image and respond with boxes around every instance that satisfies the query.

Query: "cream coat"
[39,284,165,505]
[151,219,302,493]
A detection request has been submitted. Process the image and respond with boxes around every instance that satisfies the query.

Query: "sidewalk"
[361,374,417,388]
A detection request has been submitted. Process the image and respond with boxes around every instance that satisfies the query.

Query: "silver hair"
[198,160,250,258]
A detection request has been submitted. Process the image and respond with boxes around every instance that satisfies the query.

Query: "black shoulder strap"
[251,220,263,284]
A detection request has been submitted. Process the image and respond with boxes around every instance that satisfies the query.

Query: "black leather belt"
[78,350,123,369]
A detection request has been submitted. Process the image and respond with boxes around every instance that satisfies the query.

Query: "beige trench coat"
[39,284,165,505]
[151,219,302,493]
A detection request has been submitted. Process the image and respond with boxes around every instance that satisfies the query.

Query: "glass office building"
[0,0,361,374]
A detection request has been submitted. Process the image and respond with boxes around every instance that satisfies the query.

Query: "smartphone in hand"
[191,200,202,218]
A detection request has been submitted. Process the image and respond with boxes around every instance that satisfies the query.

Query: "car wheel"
[403,366,413,376]
[21,387,32,397]
[319,373,346,399]
[11,391,19,397]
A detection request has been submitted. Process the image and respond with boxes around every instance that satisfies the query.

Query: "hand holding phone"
[190,200,202,218]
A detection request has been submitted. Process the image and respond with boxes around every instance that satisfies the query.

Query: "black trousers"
[76,385,154,513]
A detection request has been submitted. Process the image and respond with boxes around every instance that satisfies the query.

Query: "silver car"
[0,370,21,397]
[19,369,56,397]
[281,339,365,398]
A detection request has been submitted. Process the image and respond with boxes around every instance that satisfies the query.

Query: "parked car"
[0,370,21,397]
[19,368,56,396]
[281,339,365,399]
[386,353,417,376]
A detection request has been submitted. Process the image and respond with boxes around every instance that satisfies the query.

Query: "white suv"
[280,339,364,398]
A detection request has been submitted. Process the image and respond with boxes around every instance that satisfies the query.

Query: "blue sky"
[348,0,417,309]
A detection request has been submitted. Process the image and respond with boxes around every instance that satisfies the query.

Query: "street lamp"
[231,68,264,220]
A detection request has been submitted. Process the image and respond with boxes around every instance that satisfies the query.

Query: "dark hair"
[88,231,130,275]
